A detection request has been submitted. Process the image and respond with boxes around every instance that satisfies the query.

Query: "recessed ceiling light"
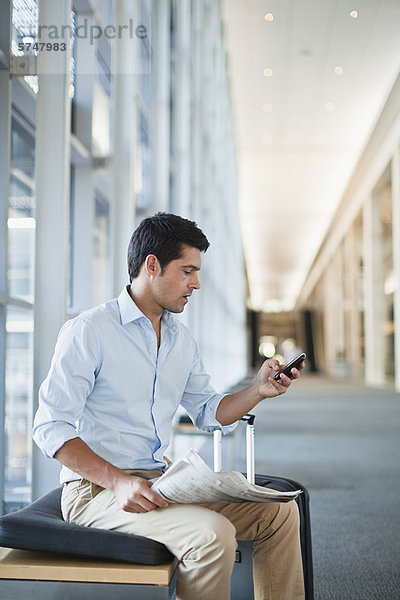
[264,13,274,21]
[262,103,273,113]
[334,66,344,75]
[324,102,335,112]
[350,10,358,18]
[263,67,273,77]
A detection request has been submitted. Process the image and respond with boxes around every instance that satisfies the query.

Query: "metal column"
[152,0,171,212]
[112,0,136,294]
[32,0,72,499]
[0,1,11,516]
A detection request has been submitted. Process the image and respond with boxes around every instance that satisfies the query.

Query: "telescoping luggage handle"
[213,414,255,485]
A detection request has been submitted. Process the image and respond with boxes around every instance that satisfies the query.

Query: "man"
[33,212,305,600]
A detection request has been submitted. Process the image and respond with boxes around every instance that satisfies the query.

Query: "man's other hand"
[114,475,169,513]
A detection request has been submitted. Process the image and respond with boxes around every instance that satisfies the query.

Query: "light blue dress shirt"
[33,287,236,483]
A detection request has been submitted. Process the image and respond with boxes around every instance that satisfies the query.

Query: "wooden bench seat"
[0,546,178,599]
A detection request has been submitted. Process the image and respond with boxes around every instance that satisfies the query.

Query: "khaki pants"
[61,470,305,600]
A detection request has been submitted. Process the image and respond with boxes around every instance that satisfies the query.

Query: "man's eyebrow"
[182,264,201,271]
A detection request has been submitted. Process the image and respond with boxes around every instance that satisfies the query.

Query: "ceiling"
[221,0,400,312]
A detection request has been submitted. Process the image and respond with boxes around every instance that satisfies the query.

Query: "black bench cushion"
[0,487,173,565]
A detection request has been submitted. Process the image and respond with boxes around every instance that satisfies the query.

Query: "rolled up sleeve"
[180,348,238,435]
[32,317,101,458]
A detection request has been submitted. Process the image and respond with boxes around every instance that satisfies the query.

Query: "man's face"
[152,244,201,313]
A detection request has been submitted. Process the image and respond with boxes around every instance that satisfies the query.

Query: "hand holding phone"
[273,353,306,381]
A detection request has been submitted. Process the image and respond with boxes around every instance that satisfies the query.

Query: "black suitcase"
[214,415,314,600]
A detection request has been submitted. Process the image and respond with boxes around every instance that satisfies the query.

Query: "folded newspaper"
[151,449,302,504]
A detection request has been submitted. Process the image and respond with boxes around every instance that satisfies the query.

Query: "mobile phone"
[273,353,306,381]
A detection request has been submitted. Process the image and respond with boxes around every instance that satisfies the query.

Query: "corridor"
[1,1,400,597]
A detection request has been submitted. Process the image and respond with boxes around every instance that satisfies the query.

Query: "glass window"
[135,107,152,211]
[4,113,36,512]
[8,117,35,303]
[11,117,35,179]
[5,305,34,509]
[134,1,152,213]
[97,37,111,97]
[93,190,110,306]
[11,0,39,94]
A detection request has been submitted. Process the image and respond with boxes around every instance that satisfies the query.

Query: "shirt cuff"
[32,422,80,459]
[200,393,239,435]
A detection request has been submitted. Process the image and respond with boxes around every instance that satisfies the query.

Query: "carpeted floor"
[187,374,400,599]
[238,375,400,600]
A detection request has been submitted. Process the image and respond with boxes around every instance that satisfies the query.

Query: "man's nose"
[190,273,200,289]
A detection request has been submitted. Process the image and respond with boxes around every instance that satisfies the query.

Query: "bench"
[0,487,177,599]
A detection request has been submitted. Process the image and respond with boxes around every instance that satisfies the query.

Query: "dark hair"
[127,212,210,281]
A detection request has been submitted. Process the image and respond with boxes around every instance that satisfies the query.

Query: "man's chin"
[163,297,189,313]
[165,304,185,314]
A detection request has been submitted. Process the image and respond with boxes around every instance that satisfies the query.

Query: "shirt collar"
[118,286,147,325]
[117,286,178,333]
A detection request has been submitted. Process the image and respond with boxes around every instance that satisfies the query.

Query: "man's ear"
[144,254,160,278]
